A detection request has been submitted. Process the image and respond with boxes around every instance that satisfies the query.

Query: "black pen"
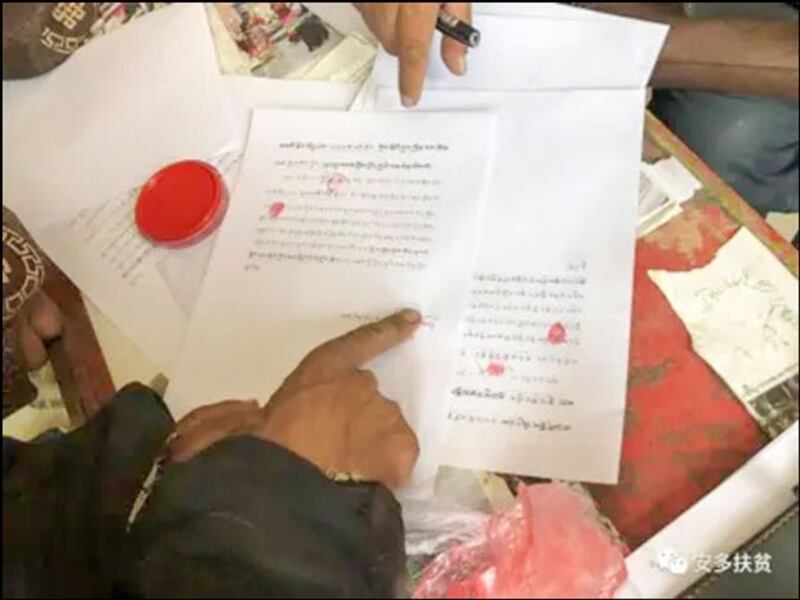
[436,10,481,48]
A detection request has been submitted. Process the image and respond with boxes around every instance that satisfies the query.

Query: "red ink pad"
[548,323,567,345]
[487,362,505,376]
[269,201,286,219]
[136,160,228,248]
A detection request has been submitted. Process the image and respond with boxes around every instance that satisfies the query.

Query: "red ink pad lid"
[136,160,228,248]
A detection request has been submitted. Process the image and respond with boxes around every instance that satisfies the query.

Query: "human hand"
[355,3,471,107]
[168,309,422,489]
[16,292,62,369]
[3,207,62,371]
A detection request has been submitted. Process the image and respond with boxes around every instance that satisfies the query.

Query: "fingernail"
[401,94,416,108]
[455,55,466,76]
[400,309,422,324]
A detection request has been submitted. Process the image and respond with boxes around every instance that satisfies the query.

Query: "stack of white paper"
[3,3,668,490]
[160,4,667,499]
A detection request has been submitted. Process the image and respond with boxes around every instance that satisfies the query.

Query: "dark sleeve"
[122,437,407,599]
[2,384,173,599]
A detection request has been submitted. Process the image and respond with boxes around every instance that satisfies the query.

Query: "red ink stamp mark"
[548,323,567,345]
[325,172,349,196]
[487,362,505,376]
[268,201,285,219]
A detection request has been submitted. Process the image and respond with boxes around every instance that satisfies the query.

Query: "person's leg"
[651,90,799,215]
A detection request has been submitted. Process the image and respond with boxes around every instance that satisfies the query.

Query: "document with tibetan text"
[166,108,497,494]
[372,89,652,485]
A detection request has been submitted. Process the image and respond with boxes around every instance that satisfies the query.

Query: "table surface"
[588,113,797,549]
[45,110,798,555]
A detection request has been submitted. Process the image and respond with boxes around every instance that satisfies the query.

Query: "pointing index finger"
[298,309,422,381]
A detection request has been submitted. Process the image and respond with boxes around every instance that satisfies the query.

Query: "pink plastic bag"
[414,483,628,599]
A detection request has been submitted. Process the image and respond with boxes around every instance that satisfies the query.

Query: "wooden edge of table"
[644,111,798,276]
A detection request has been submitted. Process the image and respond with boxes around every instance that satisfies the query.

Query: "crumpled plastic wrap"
[413,483,628,598]
[404,500,492,558]
[402,467,495,557]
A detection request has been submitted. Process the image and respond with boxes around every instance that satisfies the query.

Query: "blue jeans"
[651,90,799,216]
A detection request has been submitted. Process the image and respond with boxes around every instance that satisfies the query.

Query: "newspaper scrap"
[649,228,799,438]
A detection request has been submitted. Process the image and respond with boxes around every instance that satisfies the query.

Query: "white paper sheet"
[353,8,666,110]
[166,108,497,493]
[31,152,239,372]
[2,3,237,231]
[302,3,642,42]
[636,157,702,237]
[637,172,672,238]
[35,189,184,369]
[644,157,702,205]
[474,2,598,19]
[359,11,666,483]
[473,2,656,25]
[310,2,648,113]
[639,164,671,217]
[370,14,666,92]
[372,86,646,484]
[223,75,362,148]
[649,228,799,404]
[287,33,376,83]
[13,77,363,374]
[302,2,377,43]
